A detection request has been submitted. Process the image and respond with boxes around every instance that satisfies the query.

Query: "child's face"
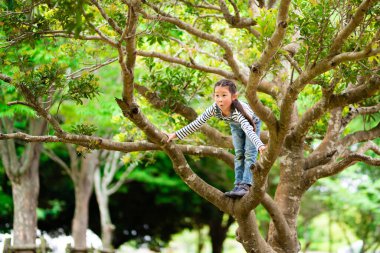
[214,86,237,112]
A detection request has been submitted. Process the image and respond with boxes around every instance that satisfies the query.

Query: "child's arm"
[166,133,177,142]
[258,145,266,155]
[236,114,265,151]
[166,104,215,142]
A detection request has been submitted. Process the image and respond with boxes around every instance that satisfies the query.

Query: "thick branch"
[261,193,295,250]
[235,211,276,253]
[246,0,291,171]
[0,131,234,166]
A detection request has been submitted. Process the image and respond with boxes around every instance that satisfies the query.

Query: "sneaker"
[224,185,240,198]
[228,184,250,198]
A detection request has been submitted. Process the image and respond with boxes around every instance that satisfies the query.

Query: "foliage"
[65,73,100,105]
[315,167,380,252]
[70,123,98,136]
[1,0,379,251]
[0,165,12,226]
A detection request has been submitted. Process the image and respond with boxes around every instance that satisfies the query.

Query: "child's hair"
[214,79,256,132]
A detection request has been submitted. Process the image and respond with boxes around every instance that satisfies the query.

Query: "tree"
[1,0,379,252]
[44,144,99,250]
[94,150,141,249]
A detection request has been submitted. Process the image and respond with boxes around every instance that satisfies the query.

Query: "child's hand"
[166,133,177,143]
[258,145,266,155]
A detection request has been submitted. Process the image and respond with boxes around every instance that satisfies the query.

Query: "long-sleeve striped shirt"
[175,101,264,150]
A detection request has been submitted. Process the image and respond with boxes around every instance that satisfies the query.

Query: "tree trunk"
[209,212,232,253]
[267,182,301,253]
[95,183,115,249]
[1,118,46,252]
[11,156,40,252]
[267,148,303,253]
[209,224,225,253]
[72,151,98,250]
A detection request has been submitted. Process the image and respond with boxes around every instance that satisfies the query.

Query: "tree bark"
[208,212,233,253]
[1,118,46,252]
[267,147,303,253]
[94,168,115,249]
[72,151,98,250]
[11,156,40,252]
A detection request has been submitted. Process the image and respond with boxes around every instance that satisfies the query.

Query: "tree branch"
[43,149,73,180]
[107,156,142,195]
[7,101,36,108]
[178,0,221,11]
[136,50,235,79]
[235,211,276,253]
[89,0,123,34]
[139,1,247,84]
[357,141,380,155]
[83,13,118,47]
[246,0,291,170]
[66,57,118,80]
[218,0,257,28]
[305,152,380,184]
[283,54,302,74]
[329,0,375,56]
[0,131,235,166]
[0,73,12,83]
[342,104,380,128]
[4,75,65,136]
[339,122,380,148]
[261,193,295,250]
[291,77,339,141]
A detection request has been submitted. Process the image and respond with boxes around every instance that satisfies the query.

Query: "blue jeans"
[230,120,261,186]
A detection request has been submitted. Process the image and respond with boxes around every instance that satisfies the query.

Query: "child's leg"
[230,123,246,186]
[242,120,261,185]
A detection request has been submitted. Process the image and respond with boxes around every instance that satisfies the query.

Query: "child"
[166,79,266,198]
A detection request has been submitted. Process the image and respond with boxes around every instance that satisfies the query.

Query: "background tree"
[44,144,99,250]
[94,150,142,250]
[1,0,379,252]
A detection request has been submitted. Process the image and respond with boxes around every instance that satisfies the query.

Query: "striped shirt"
[176,101,264,150]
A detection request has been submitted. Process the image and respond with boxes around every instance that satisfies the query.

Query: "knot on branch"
[130,104,140,115]
[115,98,140,116]
[279,21,288,28]
[250,63,261,73]
[250,164,260,172]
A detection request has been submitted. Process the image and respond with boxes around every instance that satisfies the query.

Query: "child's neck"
[221,107,231,117]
